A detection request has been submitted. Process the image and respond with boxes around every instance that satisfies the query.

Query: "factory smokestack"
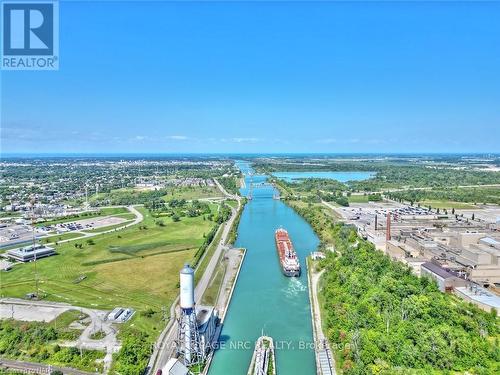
[374,214,378,230]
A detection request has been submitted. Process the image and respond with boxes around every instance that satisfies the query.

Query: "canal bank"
[208,161,318,375]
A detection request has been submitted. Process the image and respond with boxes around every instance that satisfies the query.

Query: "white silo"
[176,264,204,366]
[180,264,195,310]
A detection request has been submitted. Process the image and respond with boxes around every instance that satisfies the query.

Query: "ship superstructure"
[274,228,301,277]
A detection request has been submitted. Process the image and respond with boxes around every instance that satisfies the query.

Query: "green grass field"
[162,185,222,201]
[0,206,217,312]
[225,199,239,209]
[81,220,134,233]
[40,232,86,244]
[347,194,369,203]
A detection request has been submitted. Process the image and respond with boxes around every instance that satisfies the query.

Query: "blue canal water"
[272,171,375,183]
[208,161,318,375]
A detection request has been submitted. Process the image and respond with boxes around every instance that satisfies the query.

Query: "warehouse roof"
[421,262,455,279]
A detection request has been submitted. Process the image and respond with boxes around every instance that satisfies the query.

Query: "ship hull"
[275,228,301,278]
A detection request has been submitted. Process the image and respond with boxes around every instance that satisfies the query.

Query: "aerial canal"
[208,161,318,375]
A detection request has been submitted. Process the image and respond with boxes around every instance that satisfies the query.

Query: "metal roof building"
[6,244,56,262]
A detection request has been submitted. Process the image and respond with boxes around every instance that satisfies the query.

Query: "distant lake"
[272,171,375,183]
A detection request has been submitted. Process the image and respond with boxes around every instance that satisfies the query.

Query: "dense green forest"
[112,327,152,375]
[386,187,500,205]
[292,203,499,374]
[350,167,500,191]
[322,226,499,374]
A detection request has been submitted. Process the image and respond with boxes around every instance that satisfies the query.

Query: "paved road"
[150,179,241,373]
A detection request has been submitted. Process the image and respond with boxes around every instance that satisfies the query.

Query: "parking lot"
[0,301,70,322]
[40,215,128,233]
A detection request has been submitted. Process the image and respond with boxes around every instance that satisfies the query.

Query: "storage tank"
[180,263,195,310]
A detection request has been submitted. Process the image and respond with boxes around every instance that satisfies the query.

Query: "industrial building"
[196,305,218,355]
[5,244,56,262]
[107,307,135,323]
[334,200,500,311]
[162,358,191,375]
[420,262,466,292]
[454,284,500,312]
[0,223,41,249]
[176,264,219,367]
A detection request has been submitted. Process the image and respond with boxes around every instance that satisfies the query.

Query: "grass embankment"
[226,199,245,246]
[195,223,224,284]
[201,261,226,306]
[0,310,104,372]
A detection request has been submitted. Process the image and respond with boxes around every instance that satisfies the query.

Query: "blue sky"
[1,1,499,154]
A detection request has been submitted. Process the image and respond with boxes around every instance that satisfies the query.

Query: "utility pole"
[31,198,39,298]
[85,184,89,208]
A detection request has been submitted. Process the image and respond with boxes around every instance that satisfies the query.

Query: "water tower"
[177,264,205,366]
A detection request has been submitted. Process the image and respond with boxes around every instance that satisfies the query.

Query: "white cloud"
[231,137,259,143]
[167,135,188,140]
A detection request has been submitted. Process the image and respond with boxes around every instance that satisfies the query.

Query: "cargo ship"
[274,228,301,277]
[247,335,276,375]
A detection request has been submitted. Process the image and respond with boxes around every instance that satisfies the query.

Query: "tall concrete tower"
[177,264,205,366]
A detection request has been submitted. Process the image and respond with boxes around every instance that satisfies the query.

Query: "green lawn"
[40,232,86,244]
[162,185,222,201]
[347,194,369,203]
[418,199,478,210]
[111,212,136,220]
[201,261,225,306]
[225,199,239,209]
[0,206,217,311]
[81,220,134,233]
